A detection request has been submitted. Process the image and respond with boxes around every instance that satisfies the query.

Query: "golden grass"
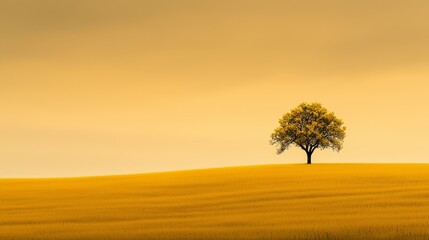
[1,164,429,239]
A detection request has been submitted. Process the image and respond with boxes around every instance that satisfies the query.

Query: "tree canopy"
[270,102,346,164]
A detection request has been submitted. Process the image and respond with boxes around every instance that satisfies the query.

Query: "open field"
[2,164,429,239]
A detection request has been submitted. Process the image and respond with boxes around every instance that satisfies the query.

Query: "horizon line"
[2,162,429,180]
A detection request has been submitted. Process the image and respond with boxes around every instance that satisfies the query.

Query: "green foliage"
[270,102,346,159]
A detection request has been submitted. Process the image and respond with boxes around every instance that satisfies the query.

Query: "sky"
[1,0,429,177]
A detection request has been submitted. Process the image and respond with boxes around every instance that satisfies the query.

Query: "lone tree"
[270,102,346,164]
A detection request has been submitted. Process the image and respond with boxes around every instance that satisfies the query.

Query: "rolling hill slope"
[1,164,429,239]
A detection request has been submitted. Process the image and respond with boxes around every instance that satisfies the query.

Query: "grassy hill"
[1,164,429,239]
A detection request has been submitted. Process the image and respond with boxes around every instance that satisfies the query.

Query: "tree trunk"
[306,152,312,164]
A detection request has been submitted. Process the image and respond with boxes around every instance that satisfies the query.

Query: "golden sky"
[1,0,429,177]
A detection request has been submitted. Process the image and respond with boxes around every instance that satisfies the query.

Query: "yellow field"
[1,164,429,239]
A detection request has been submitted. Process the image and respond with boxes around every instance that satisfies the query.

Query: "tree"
[270,102,346,164]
